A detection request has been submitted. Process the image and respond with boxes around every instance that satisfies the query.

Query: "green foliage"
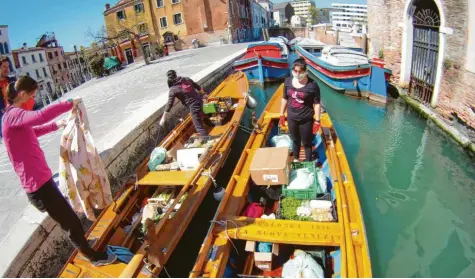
[309,6,318,25]
[280,197,311,221]
[443,58,452,71]
[90,57,105,78]
[378,49,384,59]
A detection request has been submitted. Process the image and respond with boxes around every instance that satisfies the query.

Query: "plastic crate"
[282,162,320,199]
[203,103,217,114]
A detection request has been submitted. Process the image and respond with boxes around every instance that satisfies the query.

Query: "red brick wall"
[367,0,475,130]
[313,27,336,45]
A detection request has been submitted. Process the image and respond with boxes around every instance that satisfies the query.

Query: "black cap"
[166,70,177,80]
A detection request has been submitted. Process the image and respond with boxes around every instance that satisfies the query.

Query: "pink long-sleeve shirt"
[2,101,73,193]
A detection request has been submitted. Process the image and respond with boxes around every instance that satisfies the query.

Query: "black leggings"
[26,179,101,261]
[190,110,208,136]
[287,117,313,162]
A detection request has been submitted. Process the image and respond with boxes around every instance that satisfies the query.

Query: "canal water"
[164,56,475,277]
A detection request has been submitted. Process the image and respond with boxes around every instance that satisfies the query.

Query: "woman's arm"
[160,90,176,125]
[33,122,58,137]
[313,83,321,122]
[187,77,202,91]
[280,84,289,115]
[9,101,73,128]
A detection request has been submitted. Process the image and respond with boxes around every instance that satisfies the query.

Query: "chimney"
[22,43,27,49]
[105,3,110,10]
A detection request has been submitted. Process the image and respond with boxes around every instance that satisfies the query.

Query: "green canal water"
[164,65,475,278]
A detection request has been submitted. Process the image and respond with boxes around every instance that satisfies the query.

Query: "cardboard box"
[250,147,289,185]
[176,147,209,170]
[245,241,279,271]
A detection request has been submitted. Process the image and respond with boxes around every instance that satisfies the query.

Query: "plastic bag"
[148,147,167,171]
[282,250,324,278]
[271,134,293,152]
[288,168,314,190]
[316,169,327,193]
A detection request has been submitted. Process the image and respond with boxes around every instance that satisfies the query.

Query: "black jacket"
[165,77,203,113]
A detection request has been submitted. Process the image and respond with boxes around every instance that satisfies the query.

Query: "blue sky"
[3,0,366,52]
[4,0,110,52]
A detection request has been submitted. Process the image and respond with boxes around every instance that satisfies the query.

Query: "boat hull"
[190,84,372,278]
[234,43,289,84]
[58,72,250,278]
[296,45,391,103]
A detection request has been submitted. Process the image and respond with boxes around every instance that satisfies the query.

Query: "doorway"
[125,48,134,64]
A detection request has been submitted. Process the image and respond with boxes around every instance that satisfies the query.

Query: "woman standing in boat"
[159,69,209,136]
[280,58,321,162]
[2,76,116,266]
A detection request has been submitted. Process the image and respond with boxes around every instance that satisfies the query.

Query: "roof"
[12,47,45,54]
[274,2,290,9]
[104,0,140,15]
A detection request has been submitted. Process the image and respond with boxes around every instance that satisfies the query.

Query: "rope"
[210,220,240,256]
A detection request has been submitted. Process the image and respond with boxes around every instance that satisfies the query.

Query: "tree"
[309,6,318,25]
[86,9,154,65]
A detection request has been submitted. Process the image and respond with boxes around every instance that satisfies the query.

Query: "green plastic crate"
[203,103,217,114]
[282,161,321,199]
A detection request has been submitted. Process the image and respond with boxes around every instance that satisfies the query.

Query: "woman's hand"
[313,120,320,134]
[71,97,82,109]
[56,119,67,129]
[279,115,286,127]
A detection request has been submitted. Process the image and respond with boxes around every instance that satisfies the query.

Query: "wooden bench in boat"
[136,170,196,186]
[213,215,341,246]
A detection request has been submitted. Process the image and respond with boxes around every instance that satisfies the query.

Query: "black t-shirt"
[283,76,321,121]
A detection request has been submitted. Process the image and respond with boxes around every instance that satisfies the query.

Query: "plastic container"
[282,162,319,199]
[203,103,217,114]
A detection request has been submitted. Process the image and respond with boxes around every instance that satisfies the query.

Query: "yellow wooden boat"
[59,71,249,278]
[189,84,371,278]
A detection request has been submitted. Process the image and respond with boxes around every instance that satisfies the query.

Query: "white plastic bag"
[288,168,314,190]
[282,250,324,278]
[271,134,293,152]
[316,169,327,193]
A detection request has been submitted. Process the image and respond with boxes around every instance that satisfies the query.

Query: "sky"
[3,0,366,52]
[3,0,110,52]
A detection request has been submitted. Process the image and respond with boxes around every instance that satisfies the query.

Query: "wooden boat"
[233,42,289,84]
[58,71,249,278]
[296,44,392,103]
[189,84,372,278]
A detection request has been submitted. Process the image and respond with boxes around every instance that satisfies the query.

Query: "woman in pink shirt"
[2,76,116,266]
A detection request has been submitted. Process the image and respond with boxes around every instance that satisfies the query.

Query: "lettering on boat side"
[237,229,340,243]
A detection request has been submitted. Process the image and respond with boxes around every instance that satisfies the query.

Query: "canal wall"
[0,49,245,278]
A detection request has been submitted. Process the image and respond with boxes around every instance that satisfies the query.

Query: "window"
[117,10,126,20]
[48,52,53,59]
[36,69,40,79]
[160,17,168,28]
[156,0,164,7]
[173,13,183,25]
[138,23,148,34]
[43,68,48,77]
[39,53,44,62]
[171,0,180,4]
[4,43,8,54]
[22,56,27,65]
[0,44,3,55]
[58,63,62,70]
[26,72,30,77]
[134,3,144,13]
[54,51,58,57]
[31,54,36,63]
[63,62,67,68]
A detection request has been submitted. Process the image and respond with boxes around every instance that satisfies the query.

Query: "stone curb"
[0,48,246,278]
[398,91,475,156]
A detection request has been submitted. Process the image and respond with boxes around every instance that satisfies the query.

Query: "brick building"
[103,0,252,63]
[367,0,475,130]
[36,33,72,95]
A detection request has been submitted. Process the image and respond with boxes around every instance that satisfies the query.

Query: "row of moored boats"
[58,38,373,278]
[234,36,392,103]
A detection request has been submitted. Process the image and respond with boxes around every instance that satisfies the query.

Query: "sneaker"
[92,253,117,267]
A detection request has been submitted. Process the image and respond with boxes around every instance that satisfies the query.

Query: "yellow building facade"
[103,0,189,63]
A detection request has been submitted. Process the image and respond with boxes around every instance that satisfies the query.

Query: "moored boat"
[296,44,392,103]
[58,72,249,278]
[234,42,289,84]
[189,84,371,278]
[297,38,327,56]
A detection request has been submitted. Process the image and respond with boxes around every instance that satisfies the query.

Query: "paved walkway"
[0,43,249,242]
